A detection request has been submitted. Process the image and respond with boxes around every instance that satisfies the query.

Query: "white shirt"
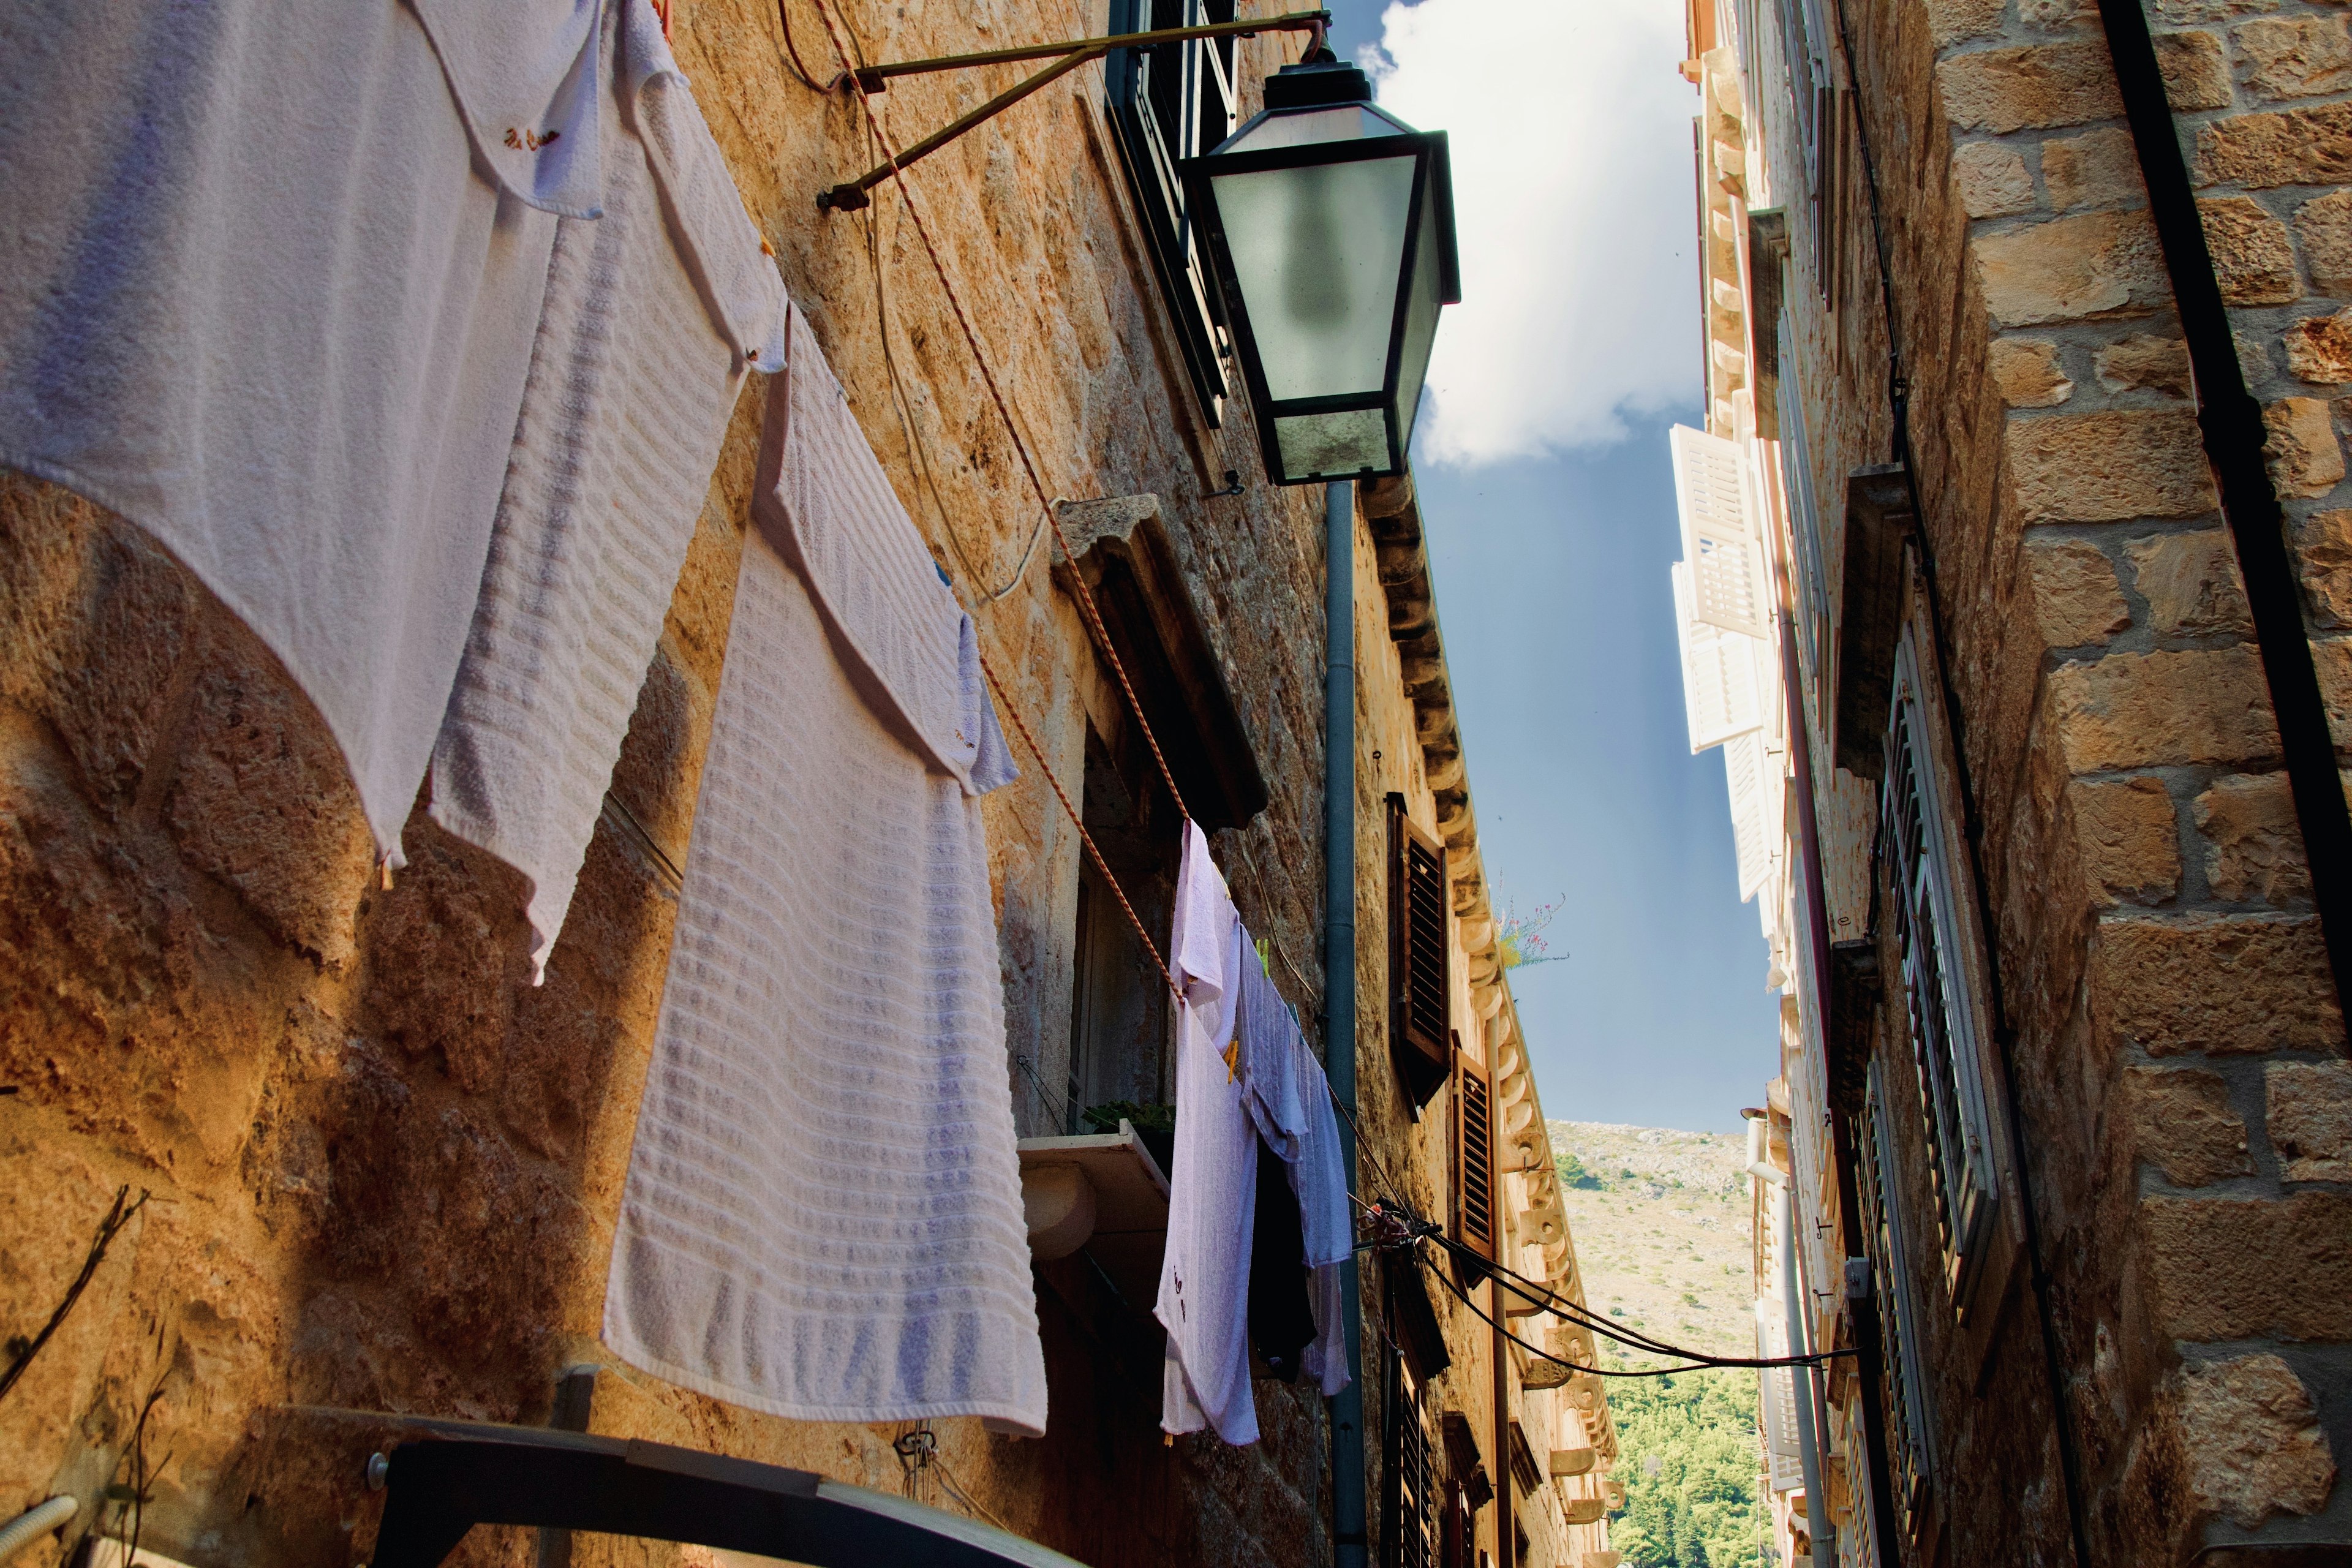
[1156,823,1262,1444]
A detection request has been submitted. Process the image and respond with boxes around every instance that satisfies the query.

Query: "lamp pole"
[1323,477,1368,1568]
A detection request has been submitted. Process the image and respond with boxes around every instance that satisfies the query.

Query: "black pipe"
[2095,0,2352,1014]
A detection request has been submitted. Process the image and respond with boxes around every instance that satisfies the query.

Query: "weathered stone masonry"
[1703,0,2352,1551]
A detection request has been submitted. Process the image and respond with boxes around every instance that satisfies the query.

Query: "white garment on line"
[429,0,787,979]
[0,0,602,863]
[1158,822,1261,1445]
[603,309,1046,1436]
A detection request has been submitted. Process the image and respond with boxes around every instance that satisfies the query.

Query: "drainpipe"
[1325,477,1368,1568]
[2095,0,2352,1014]
[1779,1183,1834,1566]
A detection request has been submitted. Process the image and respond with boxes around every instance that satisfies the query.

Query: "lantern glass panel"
[1389,183,1445,459]
[1275,409,1390,479]
[1206,153,1419,404]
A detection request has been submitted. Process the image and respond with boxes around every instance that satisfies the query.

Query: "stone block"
[2197,102,2352,188]
[2323,634,2352,744]
[1991,338,2075,407]
[2296,188,2352,296]
[164,650,376,967]
[2201,197,2302,303]
[2007,410,2217,521]
[2026,538,2132,644]
[2266,1060,2352,1180]
[1930,0,2010,43]
[1979,209,2167,326]
[2051,648,2278,768]
[2283,306,2352,383]
[2126,530,2254,635]
[2097,333,2194,395]
[2173,1354,2337,1528]
[2264,396,2347,496]
[2092,913,2342,1054]
[2233,13,2352,100]
[1954,141,2037,218]
[2070,775,2180,904]
[2122,1065,2252,1185]
[2140,1191,2352,1338]
[2298,508,2352,621]
[2155,0,2279,19]
[1940,36,2228,134]
[2195,771,2310,903]
[2043,126,2145,211]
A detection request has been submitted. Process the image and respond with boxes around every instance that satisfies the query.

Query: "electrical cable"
[774,0,845,91]
[804,0,1193,823]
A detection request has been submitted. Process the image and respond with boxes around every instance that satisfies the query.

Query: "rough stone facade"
[0,4,1613,1568]
[1687,0,2352,1556]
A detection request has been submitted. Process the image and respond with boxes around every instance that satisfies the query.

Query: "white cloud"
[1366,0,1702,466]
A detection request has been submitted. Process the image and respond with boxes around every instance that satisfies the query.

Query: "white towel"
[1158,824,1262,1445]
[0,0,602,864]
[429,0,787,978]
[603,317,1044,1436]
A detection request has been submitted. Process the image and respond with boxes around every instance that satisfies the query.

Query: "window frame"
[1102,0,1237,423]
[1880,629,2000,1304]
[1861,1060,1939,1541]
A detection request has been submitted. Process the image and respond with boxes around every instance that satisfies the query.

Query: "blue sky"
[1319,0,1782,1133]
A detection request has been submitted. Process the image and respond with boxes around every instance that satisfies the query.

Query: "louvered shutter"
[1389,796,1451,1109]
[1672,562,1766,753]
[1670,424,1771,638]
[1723,729,1774,901]
[1386,1347,1438,1568]
[1755,1300,1805,1493]
[1452,1044,1497,1265]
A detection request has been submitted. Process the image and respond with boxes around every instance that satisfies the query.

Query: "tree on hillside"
[1607,1368,1767,1568]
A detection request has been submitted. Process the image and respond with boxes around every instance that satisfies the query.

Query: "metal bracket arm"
[817,10,1330,212]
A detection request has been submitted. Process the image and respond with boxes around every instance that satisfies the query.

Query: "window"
[1104,0,1237,422]
[1388,795,1451,1110]
[1385,1344,1437,1568]
[1774,318,1831,699]
[1879,631,1999,1297]
[1065,721,1182,1137]
[1860,1061,1937,1539]
[1452,1041,1496,1267]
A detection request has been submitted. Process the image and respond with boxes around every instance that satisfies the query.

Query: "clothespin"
[379,851,395,891]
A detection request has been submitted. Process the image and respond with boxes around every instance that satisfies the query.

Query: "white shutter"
[1724,729,1774,901]
[1670,424,1771,639]
[1755,1298,1805,1493]
[1756,1195,1806,1494]
[1673,562,1765,753]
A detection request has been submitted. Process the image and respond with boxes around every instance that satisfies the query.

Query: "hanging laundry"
[0,0,605,862]
[429,0,787,979]
[1158,823,1262,1445]
[1235,951,1354,1396]
[1246,1134,1316,1382]
[603,306,1046,1436]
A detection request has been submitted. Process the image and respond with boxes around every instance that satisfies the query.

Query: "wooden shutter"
[1672,560,1766,753]
[1452,1042,1497,1267]
[1670,424,1770,639]
[1385,1346,1437,1568]
[1389,795,1451,1109]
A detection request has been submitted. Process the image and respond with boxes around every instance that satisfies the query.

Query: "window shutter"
[1670,424,1770,639]
[1722,729,1774,901]
[1389,795,1452,1109]
[1672,562,1766,753]
[1452,1042,1497,1265]
[1385,1348,1438,1568]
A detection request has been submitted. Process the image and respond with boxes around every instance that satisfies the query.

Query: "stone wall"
[1757,0,2352,1551]
[0,0,1373,1562]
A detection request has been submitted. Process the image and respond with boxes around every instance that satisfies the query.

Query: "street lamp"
[1182,55,1460,486]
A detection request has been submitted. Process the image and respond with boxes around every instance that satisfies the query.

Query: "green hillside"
[1550,1122,1768,1568]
